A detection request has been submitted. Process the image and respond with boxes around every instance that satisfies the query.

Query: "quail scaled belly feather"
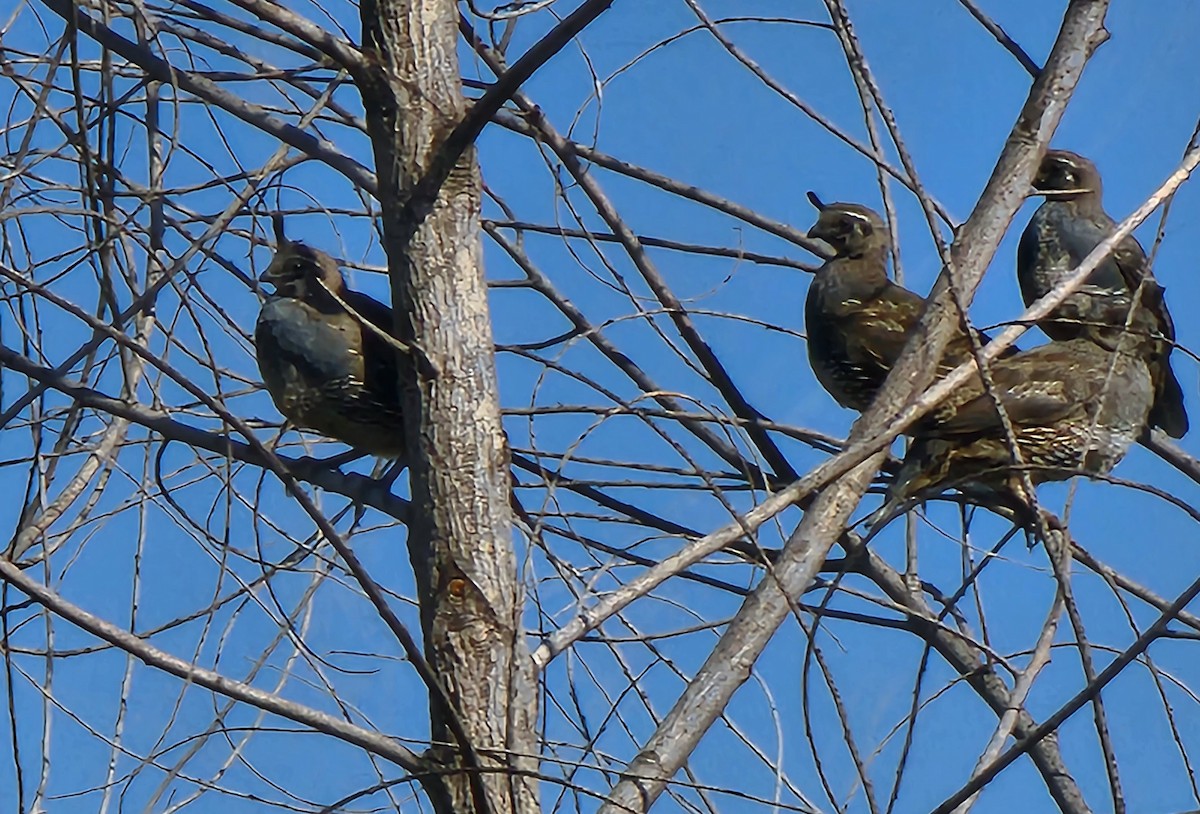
[885,336,1155,514]
[256,239,407,459]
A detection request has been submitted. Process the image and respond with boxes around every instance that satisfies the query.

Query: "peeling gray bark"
[359,2,538,812]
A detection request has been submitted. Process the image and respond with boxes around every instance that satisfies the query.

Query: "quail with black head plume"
[804,193,1011,413]
[1018,149,1187,438]
[255,215,407,459]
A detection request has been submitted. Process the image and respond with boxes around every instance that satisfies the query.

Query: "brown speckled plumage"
[805,200,1009,413]
[887,337,1154,511]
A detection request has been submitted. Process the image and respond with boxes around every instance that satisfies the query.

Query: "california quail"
[805,197,1008,412]
[885,336,1154,516]
[256,236,406,459]
[1018,149,1188,438]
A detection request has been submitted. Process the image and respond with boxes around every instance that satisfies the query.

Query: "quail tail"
[864,442,944,532]
[1150,364,1188,439]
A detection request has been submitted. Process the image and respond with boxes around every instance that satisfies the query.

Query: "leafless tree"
[2,2,1200,813]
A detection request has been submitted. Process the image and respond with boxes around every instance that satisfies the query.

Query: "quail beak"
[1026,169,1053,197]
[258,254,289,287]
[806,220,838,255]
[806,217,833,243]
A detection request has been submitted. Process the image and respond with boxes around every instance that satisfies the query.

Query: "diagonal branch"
[223,0,370,78]
[534,138,1200,677]
[464,22,797,482]
[956,0,1042,77]
[932,566,1200,813]
[485,220,774,486]
[38,0,377,193]
[0,555,430,775]
[0,345,410,522]
[846,535,1087,814]
[597,4,1113,811]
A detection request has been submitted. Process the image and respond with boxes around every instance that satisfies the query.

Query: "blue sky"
[3,1,1200,812]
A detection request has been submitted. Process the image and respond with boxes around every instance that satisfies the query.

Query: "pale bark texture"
[8,4,1200,814]
[360,2,538,812]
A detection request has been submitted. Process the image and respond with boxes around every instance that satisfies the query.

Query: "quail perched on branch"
[255,222,406,459]
[1018,149,1188,438]
[804,195,1006,412]
[882,336,1154,521]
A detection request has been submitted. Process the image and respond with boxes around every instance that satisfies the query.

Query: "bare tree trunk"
[359,2,538,813]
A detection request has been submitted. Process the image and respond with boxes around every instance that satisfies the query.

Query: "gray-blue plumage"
[1017,149,1187,438]
[1018,204,1136,326]
[259,297,367,389]
[255,240,406,458]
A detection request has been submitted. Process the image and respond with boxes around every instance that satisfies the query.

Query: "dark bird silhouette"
[883,335,1154,519]
[1018,149,1188,438]
[805,196,1008,412]
[256,233,406,459]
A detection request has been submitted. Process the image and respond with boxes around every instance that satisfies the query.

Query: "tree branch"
[599,4,1113,811]
[0,556,430,776]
